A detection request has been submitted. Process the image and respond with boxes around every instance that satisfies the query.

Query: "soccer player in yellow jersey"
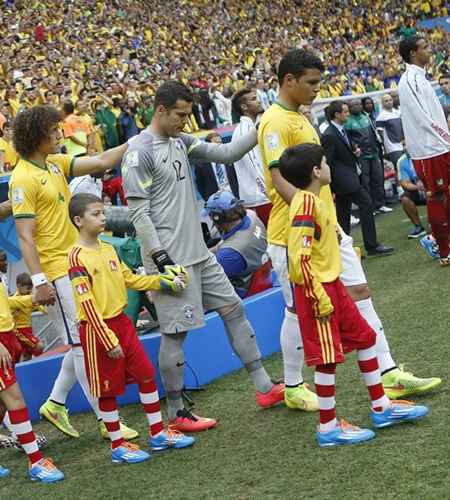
[0,272,64,481]
[258,49,326,411]
[258,49,441,411]
[9,105,137,440]
[67,193,194,464]
[279,143,428,447]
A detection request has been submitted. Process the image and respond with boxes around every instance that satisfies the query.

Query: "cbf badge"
[183,304,194,323]
[266,132,280,151]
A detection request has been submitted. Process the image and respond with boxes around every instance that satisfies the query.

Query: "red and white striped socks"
[99,397,124,449]
[315,364,337,433]
[9,407,43,465]
[315,344,391,433]
[99,381,164,448]
[139,381,164,437]
[357,345,391,412]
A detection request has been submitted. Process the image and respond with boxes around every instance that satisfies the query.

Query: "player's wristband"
[31,273,48,287]
[152,250,175,273]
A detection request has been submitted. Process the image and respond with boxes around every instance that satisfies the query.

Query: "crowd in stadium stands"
[0,0,448,271]
[0,0,448,137]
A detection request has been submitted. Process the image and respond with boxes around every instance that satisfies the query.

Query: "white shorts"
[268,236,367,307]
[267,244,293,308]
[339,233,367,287]
[47,275,80,345]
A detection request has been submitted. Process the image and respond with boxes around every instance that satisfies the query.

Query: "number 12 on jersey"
[172,160,185,181]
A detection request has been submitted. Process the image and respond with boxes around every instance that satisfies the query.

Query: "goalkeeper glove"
[152,249,175,273]
[159,265,189,293]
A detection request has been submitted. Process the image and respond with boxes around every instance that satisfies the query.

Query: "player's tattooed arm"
[181,129,258,164]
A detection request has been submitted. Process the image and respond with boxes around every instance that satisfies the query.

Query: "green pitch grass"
[1,207,448,500]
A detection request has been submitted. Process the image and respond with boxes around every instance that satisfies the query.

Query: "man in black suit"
[321,101,394,256]
[193,132,239,201]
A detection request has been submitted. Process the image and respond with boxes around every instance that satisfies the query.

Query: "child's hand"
[0,342,12,372]
[159,265,189,293]
[107,345,124,359]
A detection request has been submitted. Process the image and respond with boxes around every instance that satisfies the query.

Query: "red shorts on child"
[0,332,18,390]
[15,327,42,358]
[80,312,155,398]
[413,151,450,196]
[294,279,376,366]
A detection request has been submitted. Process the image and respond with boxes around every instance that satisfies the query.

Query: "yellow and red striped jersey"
[68,241,161,351]
[287,189,341,317]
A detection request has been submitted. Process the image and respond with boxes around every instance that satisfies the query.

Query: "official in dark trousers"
[321,101,394,256]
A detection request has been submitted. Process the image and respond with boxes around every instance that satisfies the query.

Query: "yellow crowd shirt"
[0,281,14,333]
[258,102,336,246]
[68,241,161,351]
[288,190,341,317]
[8,293,45,329]
[0,138,19,171]
[9,155,78,282]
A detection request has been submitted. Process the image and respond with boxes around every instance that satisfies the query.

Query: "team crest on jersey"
[436,178,444,186]
[110,260,118,271]
[183,304,194,321]
[124,151,139,168]
[266,132,280,150]
[11,187,24,204]
[103,380,111,392]
[302,235,312,248]
[76,283,89,295]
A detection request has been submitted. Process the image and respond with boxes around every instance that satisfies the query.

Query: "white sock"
[2,413,14,436]
[356,298,396,374]
[49,349,77,404]
[280,309,304,386]
[73,346,101,419]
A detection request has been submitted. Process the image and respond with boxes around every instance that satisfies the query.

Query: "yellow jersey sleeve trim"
[13,213,36,219]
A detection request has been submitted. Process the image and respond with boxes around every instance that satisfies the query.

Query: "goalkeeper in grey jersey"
[122,81,284,432]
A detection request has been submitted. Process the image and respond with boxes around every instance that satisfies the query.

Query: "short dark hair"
[327,101,346,121]
[205,132,221,143]
[63,101,75,114]
[279,143,325,189]
[13,105,62,157]
[439,73,450,83]
[277,49,324,85]
[399,36,422,64]
[16,272,32,287]
[69,193,103,227]
[154,80,193,110]
[232,88,253,118]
